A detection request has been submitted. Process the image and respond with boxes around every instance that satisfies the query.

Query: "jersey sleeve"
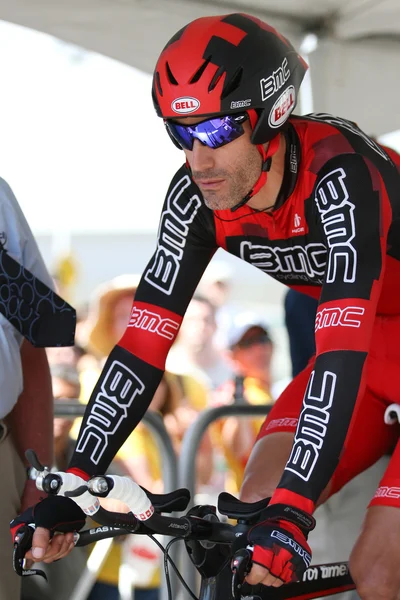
[69,166,217,476]
[272,152,393,513]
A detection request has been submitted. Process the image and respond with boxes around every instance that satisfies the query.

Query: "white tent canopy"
[0,0,399,136]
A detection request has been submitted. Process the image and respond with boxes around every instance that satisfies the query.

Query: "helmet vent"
[208,65,225,92]
[221,67,243,99]
[189,56,211,84]
[154,71,163,96]
[166,62,179,85]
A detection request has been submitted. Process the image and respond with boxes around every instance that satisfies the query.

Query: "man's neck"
[247,133,286,212]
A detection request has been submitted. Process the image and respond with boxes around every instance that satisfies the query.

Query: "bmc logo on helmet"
[171,97,200,114]
[269,86,295,128]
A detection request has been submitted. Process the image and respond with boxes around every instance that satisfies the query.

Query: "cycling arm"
[272,153,393,512]
[68,167,217,477]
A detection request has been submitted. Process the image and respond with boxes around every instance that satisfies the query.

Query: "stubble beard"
[197,149,262,211]
[202,173,254,211]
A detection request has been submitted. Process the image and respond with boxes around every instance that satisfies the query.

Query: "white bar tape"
[107,476,154,520]
[55,472,100,516]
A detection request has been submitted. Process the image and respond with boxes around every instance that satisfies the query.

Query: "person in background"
[167,294,232,391]
[22,364,87,600]
[212,314,275,493]
[197,260,237,347]
[198,261,233,313]
[0,177,54,600]
[284,288,317,377]
[86,274,141,361]
[76,274,142,402]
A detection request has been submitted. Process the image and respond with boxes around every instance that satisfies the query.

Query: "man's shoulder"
[290,113,392,176]
[0,178,30,248]
[0,177,21,215]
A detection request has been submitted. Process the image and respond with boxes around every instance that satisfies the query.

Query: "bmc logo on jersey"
[269,86,295,128]
[314,168,357,284]
[286,369,337,482]
[128,307,179,340]
[315,306,365,331]
[374,486,400,499]
[145,175,201,295]
[171,97,200,114]
[75,360,145,465]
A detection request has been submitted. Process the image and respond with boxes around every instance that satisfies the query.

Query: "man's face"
[231,326,273,380]
[174,116,262,211]
[179,298,216,352]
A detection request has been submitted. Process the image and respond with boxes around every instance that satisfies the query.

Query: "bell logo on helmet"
[171,97,200,114]
[268,86,295,128]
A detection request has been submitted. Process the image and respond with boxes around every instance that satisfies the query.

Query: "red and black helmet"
[152,13,308,144]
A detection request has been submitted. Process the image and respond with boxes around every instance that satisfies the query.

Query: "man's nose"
[190,139,215,172]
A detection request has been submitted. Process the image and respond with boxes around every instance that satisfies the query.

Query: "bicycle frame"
[72,516,355,600]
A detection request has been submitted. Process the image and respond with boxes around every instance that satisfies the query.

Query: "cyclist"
[11,13,400,600]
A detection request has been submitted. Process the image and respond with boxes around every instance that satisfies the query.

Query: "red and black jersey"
[69,114,400,514]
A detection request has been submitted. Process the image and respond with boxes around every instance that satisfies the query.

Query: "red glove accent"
[248,518,312,583]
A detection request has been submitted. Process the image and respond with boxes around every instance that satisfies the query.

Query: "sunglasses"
[165,113,249,151]
[236,332,272,349]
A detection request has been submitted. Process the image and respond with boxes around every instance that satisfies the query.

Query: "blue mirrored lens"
[167,115,247,150]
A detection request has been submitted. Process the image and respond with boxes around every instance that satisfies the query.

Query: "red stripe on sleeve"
[314,298,371,354]
[118,301,183,370]
[269,488,315,515]
[67,467,90,481]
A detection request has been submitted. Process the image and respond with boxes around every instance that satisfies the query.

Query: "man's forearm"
[6,340,53,468]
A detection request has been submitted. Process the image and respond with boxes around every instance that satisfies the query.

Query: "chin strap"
[230,109,281,213]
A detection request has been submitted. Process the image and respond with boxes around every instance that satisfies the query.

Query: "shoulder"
[0,177,54,286]
[291,113,392,172]
[0,177,24,223]
[0,178,32,253]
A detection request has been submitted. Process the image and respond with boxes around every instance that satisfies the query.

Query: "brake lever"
[13,525,47,580]
[231,547,253,600]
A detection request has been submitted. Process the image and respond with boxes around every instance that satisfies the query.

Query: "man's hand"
[10,496,85,567]
[244,505,315,587]
[26,528,76,564]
